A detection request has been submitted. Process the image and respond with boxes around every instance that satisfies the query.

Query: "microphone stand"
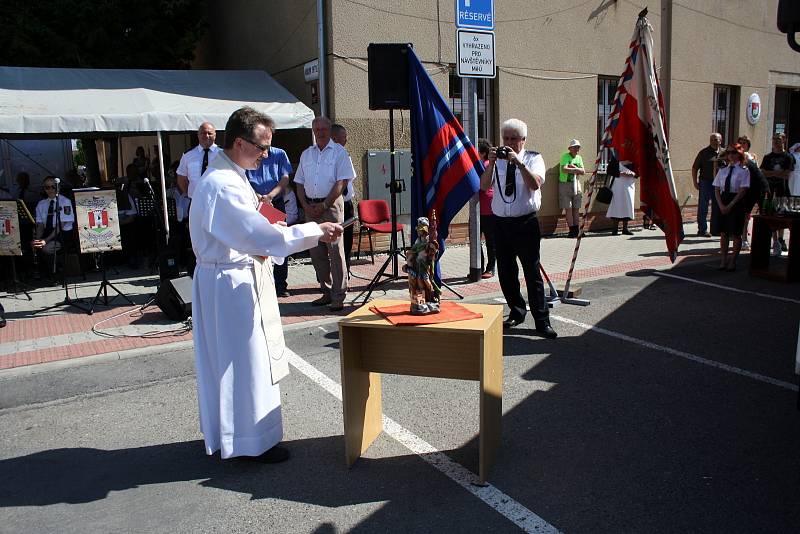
[143,177,167,275]
[36,177,90,314]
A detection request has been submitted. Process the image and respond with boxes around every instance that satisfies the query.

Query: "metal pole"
[389,108,398,277]
[156,131,170,242]
[467,77,481,282]
[316,0,327,117]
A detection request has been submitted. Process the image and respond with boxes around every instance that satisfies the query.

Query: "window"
[597,76,619,151]
[449,68,494,142]
[712,85,739,146]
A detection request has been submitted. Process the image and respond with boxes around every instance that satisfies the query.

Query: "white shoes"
[741,239,750,251]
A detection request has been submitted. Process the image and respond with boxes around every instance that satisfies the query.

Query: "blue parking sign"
[455,0,494,31]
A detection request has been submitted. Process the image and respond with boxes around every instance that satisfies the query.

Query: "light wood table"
[338,299,504,483]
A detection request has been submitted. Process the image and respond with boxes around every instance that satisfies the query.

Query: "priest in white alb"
[190,107,342,463]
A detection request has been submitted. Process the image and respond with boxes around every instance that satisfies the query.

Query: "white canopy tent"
[0,66,315,237]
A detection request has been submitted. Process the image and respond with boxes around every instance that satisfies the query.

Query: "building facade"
[195,0,800,235]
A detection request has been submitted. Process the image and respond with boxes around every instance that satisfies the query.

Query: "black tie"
[201,148,210,175]
[44,199,55,236]
[724,166,734,193]
[504,161,517,197]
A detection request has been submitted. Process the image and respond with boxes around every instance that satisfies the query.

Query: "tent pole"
[156,131,170,242]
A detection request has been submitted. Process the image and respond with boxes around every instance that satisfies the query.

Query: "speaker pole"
[389,108,399,278]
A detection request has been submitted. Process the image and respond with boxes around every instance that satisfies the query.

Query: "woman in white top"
[606,162,637,235]
[713,144,750,271]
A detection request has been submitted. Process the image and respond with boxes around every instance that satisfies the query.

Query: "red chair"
[356,199,406,264]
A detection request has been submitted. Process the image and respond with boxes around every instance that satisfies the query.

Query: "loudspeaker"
[368,43,411,110]
[158,248,180,281]
[156,276,192,320]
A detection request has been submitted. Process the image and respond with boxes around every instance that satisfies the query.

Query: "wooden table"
[749,214,800,282]
[338,299,503,483]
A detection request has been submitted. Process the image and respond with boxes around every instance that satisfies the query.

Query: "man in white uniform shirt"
[190,107,342,463]
[480,119,557,339]
[31,176,75,255]
[294,117,356,311]
[177,122,219,199]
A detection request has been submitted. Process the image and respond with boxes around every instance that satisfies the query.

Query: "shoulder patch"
[525,150,540,157]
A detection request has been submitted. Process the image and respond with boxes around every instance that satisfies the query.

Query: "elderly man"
[480,119,557,339]
[190,107,342,463]
[246,123,294,297]
[294,117,356,311]
[177,122,219,199]
[692,133,724,237]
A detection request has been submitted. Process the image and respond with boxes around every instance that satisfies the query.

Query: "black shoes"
[621,229,633,235]
[239,445,290,464]
[276,288,291,298]
[502,317,524,329]
[0,316,6,328]
[535,323,558,339]
[311,295,332,306]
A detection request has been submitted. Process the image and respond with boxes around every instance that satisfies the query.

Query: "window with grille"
[713,85,739,146]
[449,68,494,143]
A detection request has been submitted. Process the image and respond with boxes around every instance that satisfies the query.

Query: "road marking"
[653,271,800,304]
[550,315,798,392]
[286,351,560,534]
[317,326,328,333]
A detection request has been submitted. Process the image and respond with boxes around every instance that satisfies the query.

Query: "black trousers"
[480,213,496,273]
[494,212,549,324]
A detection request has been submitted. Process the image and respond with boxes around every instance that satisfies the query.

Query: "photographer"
[479,119,557,339]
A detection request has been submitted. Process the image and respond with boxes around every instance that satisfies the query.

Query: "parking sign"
[455,0,494,31]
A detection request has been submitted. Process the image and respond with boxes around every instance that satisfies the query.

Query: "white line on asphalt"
[317,326,328,333]
[285,351,560,534]
[653,271,800,304]
[550,315,798,392]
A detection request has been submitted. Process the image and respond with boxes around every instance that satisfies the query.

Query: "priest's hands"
[318,222,343,243]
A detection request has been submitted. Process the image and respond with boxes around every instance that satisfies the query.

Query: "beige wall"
[193,0,800,232]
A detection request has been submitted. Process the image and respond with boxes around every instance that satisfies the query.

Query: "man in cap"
[559,139,586,238]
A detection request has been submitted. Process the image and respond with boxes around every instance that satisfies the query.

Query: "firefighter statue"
[403,211,441,315]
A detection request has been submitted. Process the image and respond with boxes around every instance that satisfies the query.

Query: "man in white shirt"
[177,122,219,199]
[31,176,75,255]
[480,119,557,339]
[294,117,356,311]
[331,123,356,273]
[190,107,342,463]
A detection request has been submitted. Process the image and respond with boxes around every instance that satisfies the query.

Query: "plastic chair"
[356,199,406,264]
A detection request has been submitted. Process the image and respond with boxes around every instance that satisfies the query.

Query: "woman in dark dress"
[713,143,750,271]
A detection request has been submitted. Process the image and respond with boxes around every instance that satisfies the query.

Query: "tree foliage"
[0,0,208,69]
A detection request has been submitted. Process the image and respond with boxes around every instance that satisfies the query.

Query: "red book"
[258,201,286,224]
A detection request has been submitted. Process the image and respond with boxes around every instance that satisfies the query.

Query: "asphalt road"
[1,261,799,533]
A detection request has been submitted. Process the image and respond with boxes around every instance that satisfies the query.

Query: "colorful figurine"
[403,211,441,315]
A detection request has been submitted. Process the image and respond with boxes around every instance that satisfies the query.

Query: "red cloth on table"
[369,301,482,326]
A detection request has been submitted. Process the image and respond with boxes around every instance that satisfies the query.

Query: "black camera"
[495,146,511,159]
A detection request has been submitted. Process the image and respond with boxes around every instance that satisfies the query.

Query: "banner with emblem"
[0,200,22,256]
[74,190,122,253]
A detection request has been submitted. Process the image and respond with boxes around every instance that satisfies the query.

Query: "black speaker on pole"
[368,43,412,110]
[156,276,192,320]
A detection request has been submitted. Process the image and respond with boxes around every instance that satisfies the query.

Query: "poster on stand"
[0,201,22,256]
[74,190,122,254]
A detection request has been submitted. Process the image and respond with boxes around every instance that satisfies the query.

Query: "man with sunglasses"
[31,176,74,256]
[480,119,557,339]
[190,107,343,464]
[294,116,356,312]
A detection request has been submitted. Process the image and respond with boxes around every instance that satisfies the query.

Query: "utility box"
[365,149,412,215]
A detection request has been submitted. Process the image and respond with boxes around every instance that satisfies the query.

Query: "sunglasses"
[242,137,269,152]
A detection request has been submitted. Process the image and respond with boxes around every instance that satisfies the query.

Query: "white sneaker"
[741,239,750,251]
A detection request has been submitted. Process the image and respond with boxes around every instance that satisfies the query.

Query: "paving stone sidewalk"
[0,223,721,371]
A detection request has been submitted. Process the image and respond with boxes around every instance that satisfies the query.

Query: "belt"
[306,197,327,203]
[197,260,254,269]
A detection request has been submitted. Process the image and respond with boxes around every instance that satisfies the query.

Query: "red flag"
[601,17,683,260]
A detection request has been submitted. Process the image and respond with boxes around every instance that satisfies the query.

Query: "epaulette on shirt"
[183,146,194,154]
[524,150,539,157]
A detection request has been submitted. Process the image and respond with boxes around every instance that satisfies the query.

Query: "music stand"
[87,250,134,314]
[2,200,36,300]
